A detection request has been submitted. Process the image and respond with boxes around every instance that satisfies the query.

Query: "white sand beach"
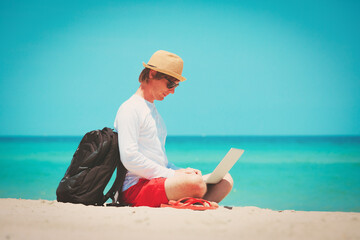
[1,198,359,240]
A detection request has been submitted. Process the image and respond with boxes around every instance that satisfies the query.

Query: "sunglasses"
[164,76,179,89]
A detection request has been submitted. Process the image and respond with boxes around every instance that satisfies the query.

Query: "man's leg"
[203,173,234,203]
[164,173,207,200]
[164,172,233,203]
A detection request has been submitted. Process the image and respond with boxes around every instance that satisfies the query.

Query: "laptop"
[205,148,244,184]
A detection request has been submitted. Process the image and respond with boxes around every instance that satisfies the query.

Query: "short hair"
[138,68,177,83]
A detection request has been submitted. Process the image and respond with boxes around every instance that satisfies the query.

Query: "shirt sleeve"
[114,105,175,179]
[167,162,181,170]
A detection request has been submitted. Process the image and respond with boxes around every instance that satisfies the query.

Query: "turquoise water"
[0,136,359,212]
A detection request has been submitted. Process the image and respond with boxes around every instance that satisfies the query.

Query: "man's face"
[147,70,180,101]
[148,77,179,101]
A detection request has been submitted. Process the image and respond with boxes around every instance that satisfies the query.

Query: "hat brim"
[143,62,186,82]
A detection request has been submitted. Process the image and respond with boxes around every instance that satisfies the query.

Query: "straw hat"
[143,50,186,82]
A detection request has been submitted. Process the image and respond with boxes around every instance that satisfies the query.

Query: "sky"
[0,0,359,136]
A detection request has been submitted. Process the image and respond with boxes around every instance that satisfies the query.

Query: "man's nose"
[169,88,175,94]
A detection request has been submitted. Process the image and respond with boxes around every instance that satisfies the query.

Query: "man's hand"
[175,168,202,176]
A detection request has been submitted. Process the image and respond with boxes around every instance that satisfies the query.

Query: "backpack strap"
[101,130,128,206]
[102,166,124,205]
[102,160,128,206]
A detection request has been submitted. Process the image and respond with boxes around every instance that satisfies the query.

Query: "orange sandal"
[161,197,218,211]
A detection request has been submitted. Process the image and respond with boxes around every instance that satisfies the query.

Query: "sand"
[1,198,359,240]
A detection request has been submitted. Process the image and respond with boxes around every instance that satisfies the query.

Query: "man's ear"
[149,69,157,79]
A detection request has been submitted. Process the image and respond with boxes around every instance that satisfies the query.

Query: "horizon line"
[0,134,359,138]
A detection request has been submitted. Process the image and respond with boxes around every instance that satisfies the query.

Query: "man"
[114,50,233,207]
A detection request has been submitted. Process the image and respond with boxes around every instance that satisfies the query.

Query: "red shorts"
[122,178,169,207]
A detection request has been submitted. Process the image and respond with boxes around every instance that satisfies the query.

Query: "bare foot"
[208,201,219,208]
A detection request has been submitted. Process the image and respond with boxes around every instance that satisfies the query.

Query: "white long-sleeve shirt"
[114,94,178,191]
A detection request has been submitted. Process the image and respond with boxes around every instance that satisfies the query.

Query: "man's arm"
[115,106,175,179]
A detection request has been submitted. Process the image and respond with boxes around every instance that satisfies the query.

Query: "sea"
[0,136,359,212]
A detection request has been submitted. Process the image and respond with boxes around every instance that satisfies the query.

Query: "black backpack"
[56,127,127,206]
